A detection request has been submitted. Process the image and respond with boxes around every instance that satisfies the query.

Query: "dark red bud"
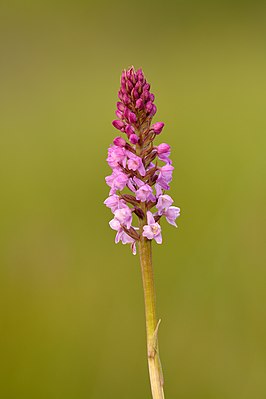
[133,207,145,219]
[121,194,140,205]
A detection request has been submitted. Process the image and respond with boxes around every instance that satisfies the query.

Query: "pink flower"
[104,194,127,213]
[127,178,137,193]
[117,230,137,255]
[109,218,121,232]
[156,143,172,164]
[132,177,155,202]
[113,206,132,229]
[107,145,127,169]
[142,211,162,244]
[133,176,145,187]
[136,184,155,202]
[127,152,146,176]
[156,164,174,190]
[155,183,163,197]
[109,218,137,255]
[156,194,174,215]
[105,169,129,194]
[164,206,180,227]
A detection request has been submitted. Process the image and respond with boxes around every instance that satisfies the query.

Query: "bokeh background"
[1,0,266,398]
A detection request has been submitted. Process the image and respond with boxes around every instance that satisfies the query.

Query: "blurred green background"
[0,0,266,398]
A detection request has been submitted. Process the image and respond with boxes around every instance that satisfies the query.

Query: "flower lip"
[151,224,160,235]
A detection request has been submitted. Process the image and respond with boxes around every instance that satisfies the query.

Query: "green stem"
[135,127,165,398]
[139,236,165,399]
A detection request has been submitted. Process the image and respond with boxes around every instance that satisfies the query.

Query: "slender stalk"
[139,234,165,399]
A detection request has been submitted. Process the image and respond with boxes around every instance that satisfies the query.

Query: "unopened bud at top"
[146,101,153,113]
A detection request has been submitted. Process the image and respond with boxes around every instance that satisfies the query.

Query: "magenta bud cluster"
[105,66,180,254]
[112,68,158,140]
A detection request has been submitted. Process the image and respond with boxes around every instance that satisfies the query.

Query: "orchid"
[103,194,127,212]
[156,143,172,163]
[105,169,129,195]
[127,152,146,176]
[107,145,127,168]
[143,211,162,244]
[164,206,181,227]
[136,184,155,202]
[113,206,132,229]
[104,66,181,399]
[156,194,174,215]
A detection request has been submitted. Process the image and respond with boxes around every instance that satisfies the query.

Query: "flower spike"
[104,66,180,254]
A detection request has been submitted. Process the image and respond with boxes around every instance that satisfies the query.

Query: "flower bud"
[126,68,133,80]
[135,98,144,109]
[126,80,133,92]
[143,83,150,91]
[113,136,126,147]
[129,134,139,144]
[135,81,142,93]
[125,124,135,136]
[112,120,125,131]
[137,68,144,81]
[133,207,145,219]
[117,102,125,112]
[133,88,139,99]
[121,84,127,94]
[115,110,123,119]
[124,108,136,124]
[145,101,153,113]
[131,72,137,85]
[122,94,130,105]
[150,104,157,116]
[157,143,170,154]
[118,90,123,101]
[129,111,137,124]
[121,194,140,205]
[142,90,150,101]
[152,122,164,134]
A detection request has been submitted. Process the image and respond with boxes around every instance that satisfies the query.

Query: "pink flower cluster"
[105,66,180,254]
